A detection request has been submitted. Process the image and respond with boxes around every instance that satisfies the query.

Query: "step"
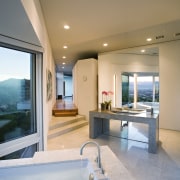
[49,115,85,130]
[52,100,78,117]
[52,109,78,117]
[48,120,88,139]
[53,111,78,117]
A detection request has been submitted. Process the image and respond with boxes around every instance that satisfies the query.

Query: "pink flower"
[102,91,107,103]
[101,90,113,103]
[102,91,108,95]
[107,91,114,95]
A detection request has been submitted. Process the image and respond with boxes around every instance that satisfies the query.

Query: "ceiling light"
[62,66,65,69]
[62,56,66,59]
[146,38,152,42]
[64,25,70,29]
[141,49,146,53]
[63,45,68,49]
[174,32,180,37]
[62,62,66,65]
[103,43,108,47]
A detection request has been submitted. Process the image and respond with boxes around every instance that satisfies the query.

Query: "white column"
[152,76,156,102]
[134,73,138,108]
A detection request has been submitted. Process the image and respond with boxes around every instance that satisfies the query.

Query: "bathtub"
[0,159,97,180]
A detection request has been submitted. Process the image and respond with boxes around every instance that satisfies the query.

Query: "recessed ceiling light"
[62,56,66,59]
[174,32,180,37]
[141,49,146,53]
[103,43,108,47]
[146,38,152,42]
[64,25,70,30]
[63,45,68,49]
[62,62,66,65]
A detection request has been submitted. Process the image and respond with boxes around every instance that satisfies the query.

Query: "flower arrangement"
[101,90,113,110]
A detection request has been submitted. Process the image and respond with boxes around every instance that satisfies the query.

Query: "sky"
[129,75,159,82]
[0,47,30,81]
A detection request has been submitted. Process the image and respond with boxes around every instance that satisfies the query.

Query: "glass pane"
[103,120,148,144]
[155,76,159,102]
[0,144,37,160]
[129,76,134,104]
[137,76,153,102]
[0,47,36,144]
[122,74,129,105]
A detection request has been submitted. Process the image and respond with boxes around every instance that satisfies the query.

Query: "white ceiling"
[39,0,180,74]
[1,0,180,75]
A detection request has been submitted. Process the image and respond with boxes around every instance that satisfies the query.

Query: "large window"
[122,73,159,107]
[0,47,36,143]
[0,43,43,160]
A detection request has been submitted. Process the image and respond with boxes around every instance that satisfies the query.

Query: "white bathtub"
[0,159,97,180]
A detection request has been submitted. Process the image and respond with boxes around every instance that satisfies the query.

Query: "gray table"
[89,110,159,153]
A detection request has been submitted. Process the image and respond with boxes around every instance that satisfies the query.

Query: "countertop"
[90,109,159,123]
[0,146,134,180]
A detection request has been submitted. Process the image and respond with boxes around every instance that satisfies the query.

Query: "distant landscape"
[122,81,159,105]
[0,78,30,114]
[129,81,159,102]
[0,78,32,144]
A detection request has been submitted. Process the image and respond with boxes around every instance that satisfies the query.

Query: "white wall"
[22,0,56,149]
[73,58,98,120]
[159,40,180,131]
[98,52,159,107]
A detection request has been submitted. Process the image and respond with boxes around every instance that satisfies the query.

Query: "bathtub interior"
[0,159,98,180]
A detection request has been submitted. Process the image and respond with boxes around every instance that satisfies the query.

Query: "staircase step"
[49,115,85,130]
[52,109,78,117]
[52,100,78,117]
[48,120,88,139]
[53,111,78,117]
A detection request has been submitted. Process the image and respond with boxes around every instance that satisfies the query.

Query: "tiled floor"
[48,118,180,180]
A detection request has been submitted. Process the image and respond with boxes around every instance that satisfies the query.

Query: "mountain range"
[0,78,26,106]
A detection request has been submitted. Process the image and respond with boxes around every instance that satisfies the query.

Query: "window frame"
[0,35,44,158]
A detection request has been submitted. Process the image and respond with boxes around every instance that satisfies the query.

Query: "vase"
[101,103,106,111]
[106,103,111,110]
[106,104,109,110]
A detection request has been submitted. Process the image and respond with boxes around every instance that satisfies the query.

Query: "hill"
[0,78,28,106]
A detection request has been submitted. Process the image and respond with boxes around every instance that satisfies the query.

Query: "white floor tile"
[48,120,180,180]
